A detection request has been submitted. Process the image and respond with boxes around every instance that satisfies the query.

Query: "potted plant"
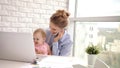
[85,43,100,67]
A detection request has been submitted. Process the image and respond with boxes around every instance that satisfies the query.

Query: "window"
[68,0,120,67]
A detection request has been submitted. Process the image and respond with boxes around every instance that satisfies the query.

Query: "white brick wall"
[1,16,18,22]
[0,16,1,21]
[0,0,68,33]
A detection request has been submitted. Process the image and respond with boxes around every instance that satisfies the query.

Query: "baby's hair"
[33,28,46,39]
[50,9,70,29]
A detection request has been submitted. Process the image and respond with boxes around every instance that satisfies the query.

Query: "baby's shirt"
[35,43,49,55]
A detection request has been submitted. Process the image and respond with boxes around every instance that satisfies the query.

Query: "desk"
[0,55,87,68]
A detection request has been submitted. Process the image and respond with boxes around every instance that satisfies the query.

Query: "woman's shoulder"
[60,30,71,42]
[64,30,71,38]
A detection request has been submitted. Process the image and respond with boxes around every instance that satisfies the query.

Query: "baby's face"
[33,32,44,46]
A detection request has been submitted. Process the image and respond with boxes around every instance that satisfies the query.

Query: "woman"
[45,10,72,56]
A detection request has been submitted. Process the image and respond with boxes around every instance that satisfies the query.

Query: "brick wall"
[0,0,68,33]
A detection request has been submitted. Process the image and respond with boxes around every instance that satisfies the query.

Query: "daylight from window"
[77,0,120,17]
[68,0,120,68]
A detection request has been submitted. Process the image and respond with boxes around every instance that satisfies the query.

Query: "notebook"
[0,31,36,63]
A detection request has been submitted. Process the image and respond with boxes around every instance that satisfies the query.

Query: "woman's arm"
[52,42,59,55]
[59,40,72,56]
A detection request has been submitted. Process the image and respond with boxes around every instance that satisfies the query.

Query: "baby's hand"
[38,51,44,54]
[36,49,44,54]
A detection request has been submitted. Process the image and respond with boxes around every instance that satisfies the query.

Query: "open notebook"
[0,31,36,63]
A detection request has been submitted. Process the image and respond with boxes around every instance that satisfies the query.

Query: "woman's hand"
[54,30,64,42]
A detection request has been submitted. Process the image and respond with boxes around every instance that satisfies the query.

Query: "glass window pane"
[74,22,120,68]
[77,0,120,17]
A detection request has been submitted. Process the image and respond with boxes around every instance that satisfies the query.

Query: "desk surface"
[0,55,87,68]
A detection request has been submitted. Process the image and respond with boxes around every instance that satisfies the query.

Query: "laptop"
[0,31,36,63]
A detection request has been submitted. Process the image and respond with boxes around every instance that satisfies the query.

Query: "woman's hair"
[50,10,70,29]
[33,28,46,38]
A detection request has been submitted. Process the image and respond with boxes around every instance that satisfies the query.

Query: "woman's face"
[49,22,62,35]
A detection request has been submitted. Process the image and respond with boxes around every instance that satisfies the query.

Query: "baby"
[33,28,51,55]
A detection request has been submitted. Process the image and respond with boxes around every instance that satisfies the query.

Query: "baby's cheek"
[38,41,43,44]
